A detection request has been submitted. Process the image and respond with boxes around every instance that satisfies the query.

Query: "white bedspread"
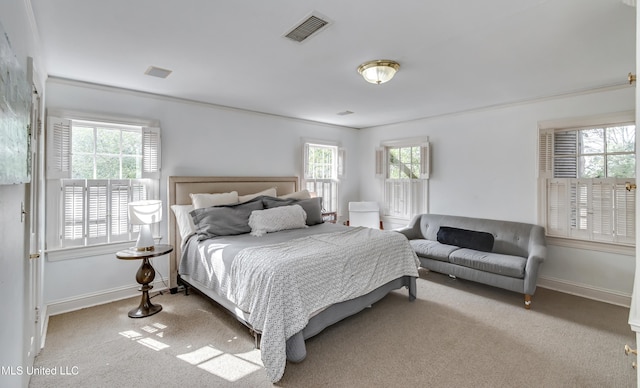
[228,227,420,382]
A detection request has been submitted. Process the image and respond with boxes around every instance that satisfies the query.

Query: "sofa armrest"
[395,214,424,240]
[523,226,547,295]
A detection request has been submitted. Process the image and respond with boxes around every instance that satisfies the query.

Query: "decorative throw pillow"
[248,204,308,237]
[170,204,196,242]
[262,196,323,226]
[436,226,495,252]
[190,191,239,209]
[238,187,277,203]
[278,189,311,200]
[190,197,264,240]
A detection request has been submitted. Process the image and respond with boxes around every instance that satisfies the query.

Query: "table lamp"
[128,199,162,251]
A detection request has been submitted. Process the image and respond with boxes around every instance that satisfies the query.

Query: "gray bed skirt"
[178,274,416,363]
[286,275,416,362]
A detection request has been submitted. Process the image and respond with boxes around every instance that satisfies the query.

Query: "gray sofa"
[397,214,546,309]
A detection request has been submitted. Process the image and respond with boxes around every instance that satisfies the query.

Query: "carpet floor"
[30,269,637,387]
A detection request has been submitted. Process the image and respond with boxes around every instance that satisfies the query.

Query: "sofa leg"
[524,294,532,309]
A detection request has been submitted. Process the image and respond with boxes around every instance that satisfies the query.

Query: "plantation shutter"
[420,142,430,179]
[570,180,589,240]
[86,180,108,245]
[614,179,635,245]
[546,179,568,236]
[142,127,161,179]
[375,147,385,178]
[538,128,553,178]
[47,117,72,179]
[303,143,311,180]
[110,180,130,241]
[337,147,346,179]
[553,131,577,178]
[61,180,85,246]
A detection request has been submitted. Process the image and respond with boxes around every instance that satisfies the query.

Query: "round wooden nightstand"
[116,244,173,318]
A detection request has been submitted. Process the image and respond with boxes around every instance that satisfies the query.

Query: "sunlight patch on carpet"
[177,346,223,365]
[235,349,263,366]
[119,323,263,382]
[138,337,170,351]
[119,330,143,339]
[197,353,262,382]
[176,345,263,382]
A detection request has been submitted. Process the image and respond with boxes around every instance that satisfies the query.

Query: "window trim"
[537,111,635,249]
[47,240,136,261]
[301,139,344,214]
[377,137,430,220]
[46,113,161,252]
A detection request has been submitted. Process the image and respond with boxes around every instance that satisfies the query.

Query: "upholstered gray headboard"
[167,176,299,289]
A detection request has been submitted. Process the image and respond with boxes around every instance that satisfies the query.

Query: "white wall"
[358,86,636,304]
[43,79,360,310]
[0,1,46,387]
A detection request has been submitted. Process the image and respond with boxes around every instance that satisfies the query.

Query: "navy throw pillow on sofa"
[437,226,494,252]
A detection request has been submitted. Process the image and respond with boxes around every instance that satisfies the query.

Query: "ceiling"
[30,0,636,129]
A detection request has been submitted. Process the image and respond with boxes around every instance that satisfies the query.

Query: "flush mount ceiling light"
[357,60,400,85]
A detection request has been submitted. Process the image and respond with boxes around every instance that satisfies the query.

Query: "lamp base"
[133,246,156,252]
[128,301,162,318]
[134,224,156,252]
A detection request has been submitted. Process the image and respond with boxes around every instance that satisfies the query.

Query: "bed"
[168,176,419,382]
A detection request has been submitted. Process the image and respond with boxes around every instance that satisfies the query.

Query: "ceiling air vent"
[284,13,330,43]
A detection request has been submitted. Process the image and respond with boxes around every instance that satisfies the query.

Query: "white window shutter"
[375,147,385,179]
[47,117,72,179]
[420,142,430,179]
[86,180,109,245]
[546,179,568,237]
[590,180,613,242]
[614,179,635,244]
[337,147,346,179]
[110,180,130,241]
[142,127,161,179]
[538,128,553,179]
[570,180,590,240]
[303,143,311,180]
[61,180,85,246]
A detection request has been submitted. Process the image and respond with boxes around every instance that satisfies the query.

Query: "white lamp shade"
[128,200,163,225]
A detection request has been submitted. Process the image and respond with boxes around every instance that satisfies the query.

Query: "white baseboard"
[41,279,168,349]
[538,276,631,308]
[46,279,168,317]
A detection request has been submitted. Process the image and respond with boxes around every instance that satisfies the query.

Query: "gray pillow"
[262,196,324,226]
[190,197,264,240]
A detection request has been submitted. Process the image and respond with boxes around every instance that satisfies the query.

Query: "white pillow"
[278,189,311,200]
[170,204,196,242]
[238,187,277,203]
[190,191,239,209]
[249,204,308,237]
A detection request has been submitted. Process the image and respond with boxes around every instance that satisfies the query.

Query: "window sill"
[546,236,635,256]
[381,215,412,229]
[46,241,137,262]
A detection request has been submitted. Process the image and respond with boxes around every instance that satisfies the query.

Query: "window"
[376,139,429,219]
[47,117,161,249]
[539,118,635,246]
[303,142,344,213]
